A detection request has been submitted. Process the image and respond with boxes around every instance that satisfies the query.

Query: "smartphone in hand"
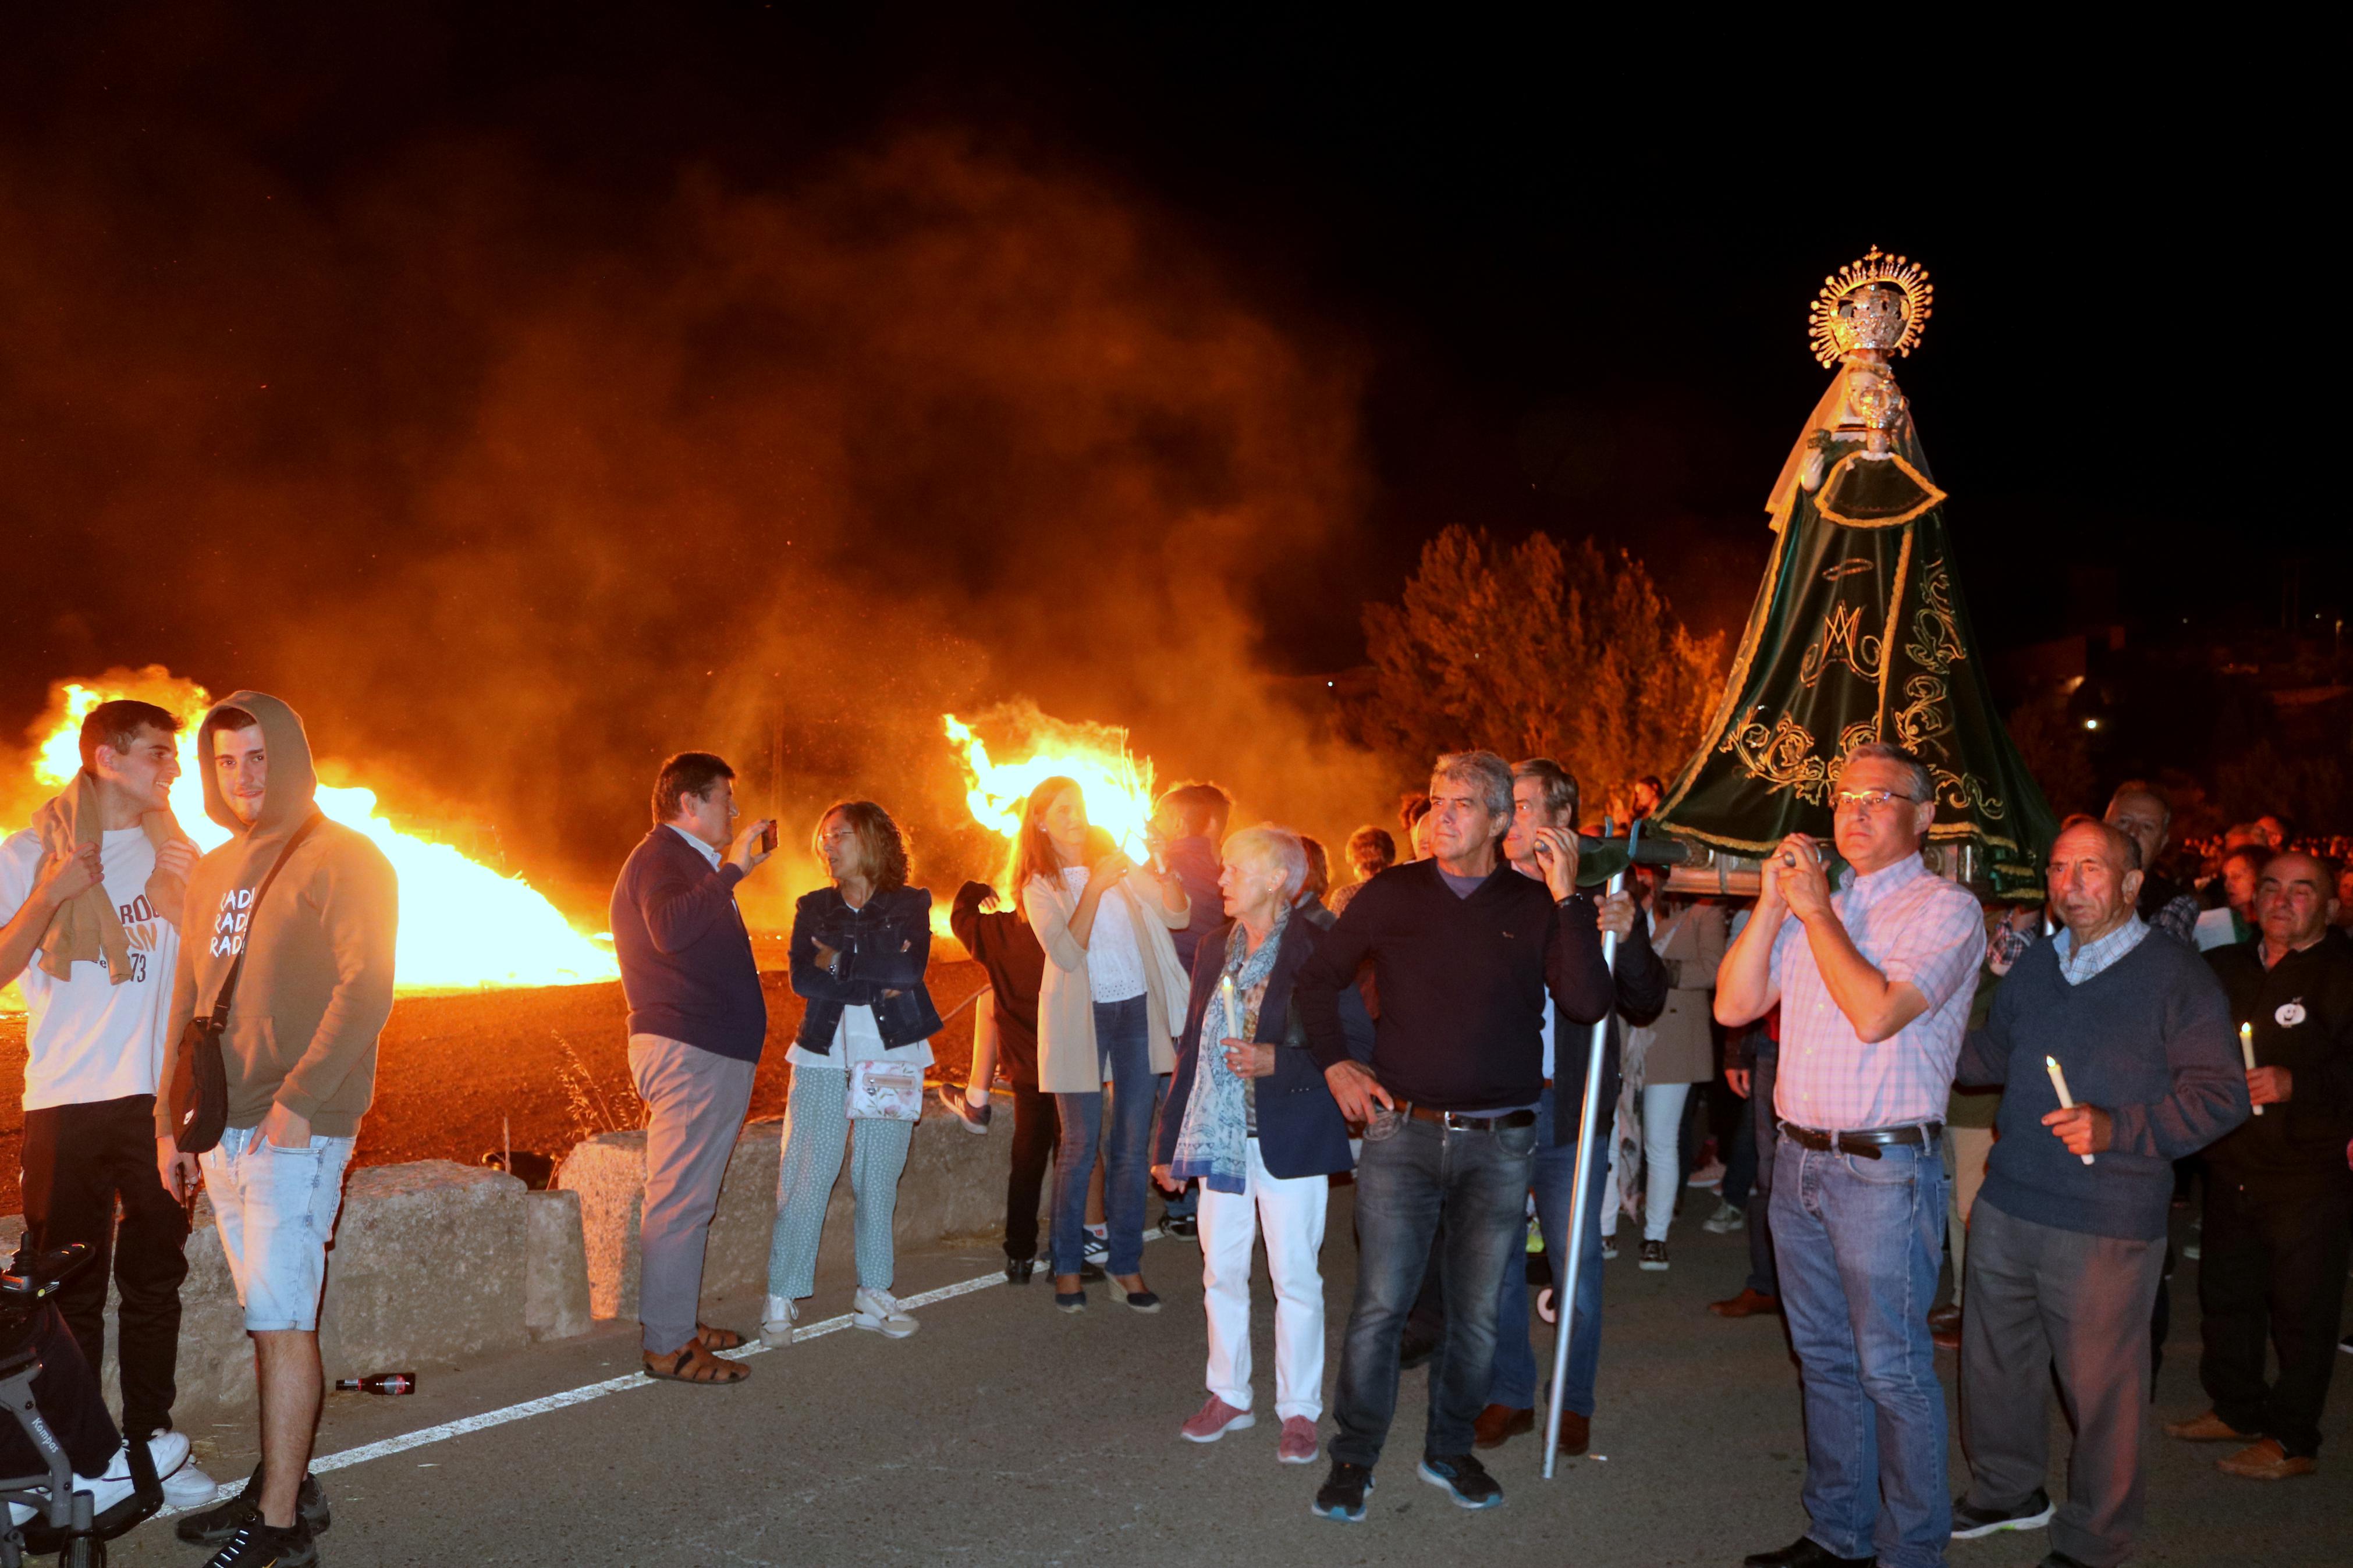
[760,820,779,855]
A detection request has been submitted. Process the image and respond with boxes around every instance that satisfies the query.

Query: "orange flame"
[12,672,617,997]
[941,712,1158,861]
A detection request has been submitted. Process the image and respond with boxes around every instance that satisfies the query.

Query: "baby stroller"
[1,1244,161,1567]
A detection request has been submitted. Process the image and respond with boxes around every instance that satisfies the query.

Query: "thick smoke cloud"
[1,123,1392,919]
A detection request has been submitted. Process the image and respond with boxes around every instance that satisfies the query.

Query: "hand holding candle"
[2240,1022,2264,1115]
[2045,1055,2096,1165]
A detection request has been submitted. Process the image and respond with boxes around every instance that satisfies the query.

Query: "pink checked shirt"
[1769,852,1986,1132]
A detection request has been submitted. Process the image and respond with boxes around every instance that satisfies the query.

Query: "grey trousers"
[629,1033,758,1356]
[1960,1198,2165,1568]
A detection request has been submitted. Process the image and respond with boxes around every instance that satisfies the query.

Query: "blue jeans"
[1050,995,1155,1277]
[1487,1083,1608,1416]
[1332,1108,1535,1469]
[1745,1051,1781,1296]
[1772,1130,1951,1568]
[201,1123,356,1333]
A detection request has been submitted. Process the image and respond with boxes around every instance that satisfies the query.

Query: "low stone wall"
[0,1097,1021,1429]
[2,1159,596,1428]
[558,1099,1021,1321]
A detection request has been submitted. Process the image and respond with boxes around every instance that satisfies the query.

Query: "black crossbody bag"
[170,813,322,1155]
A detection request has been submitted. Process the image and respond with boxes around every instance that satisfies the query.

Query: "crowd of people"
[2,692,2348,1568]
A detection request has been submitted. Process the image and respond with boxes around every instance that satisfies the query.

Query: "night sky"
[0,8,2311,877]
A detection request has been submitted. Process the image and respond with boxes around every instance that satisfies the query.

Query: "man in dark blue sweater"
[1295,750,1620,1523]
[1950,819,2246,1567]
[610,751,774,1385]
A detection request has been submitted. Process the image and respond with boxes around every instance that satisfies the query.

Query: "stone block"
[560,1094,1025,1322]
[523,1189,592,1342]
[317,1161,528,1383]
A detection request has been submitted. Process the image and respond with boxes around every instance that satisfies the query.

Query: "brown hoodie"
[155,691,399,1141]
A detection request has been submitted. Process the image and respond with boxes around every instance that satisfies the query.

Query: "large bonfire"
[941,710,1160,862]
[2,669,616,1012]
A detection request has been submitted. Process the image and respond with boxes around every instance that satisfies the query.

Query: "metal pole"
[1543,818,1638,1478]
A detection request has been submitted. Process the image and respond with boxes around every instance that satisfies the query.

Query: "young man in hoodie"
[0,698,215,1506]
[157,693,398,1568]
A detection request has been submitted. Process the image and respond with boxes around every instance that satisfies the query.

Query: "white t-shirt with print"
[0,827,184,1110]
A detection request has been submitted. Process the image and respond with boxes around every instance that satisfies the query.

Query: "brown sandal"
[643,1342,749,1384]
[694,1322,746,1352]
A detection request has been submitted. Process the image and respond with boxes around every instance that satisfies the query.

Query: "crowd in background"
[6,696,2349,1568]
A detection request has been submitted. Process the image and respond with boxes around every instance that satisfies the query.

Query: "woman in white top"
[763,801,944,1345]
[1013,776,1190,1314]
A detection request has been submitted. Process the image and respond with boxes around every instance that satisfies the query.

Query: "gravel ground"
[0,958,991,1214]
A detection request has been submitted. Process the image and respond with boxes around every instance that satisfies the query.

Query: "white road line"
[168,1232,1165,1515]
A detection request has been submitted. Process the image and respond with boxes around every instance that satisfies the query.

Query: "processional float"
[1545,250,2059,1475]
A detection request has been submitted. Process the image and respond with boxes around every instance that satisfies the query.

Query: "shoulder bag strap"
[202,812,325,1032]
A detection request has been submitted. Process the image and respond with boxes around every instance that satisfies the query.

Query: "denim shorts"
[201,1122,356,1332]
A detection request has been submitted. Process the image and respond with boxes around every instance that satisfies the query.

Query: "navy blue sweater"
[609,826,766,1061]
[1957,928,2246,1240]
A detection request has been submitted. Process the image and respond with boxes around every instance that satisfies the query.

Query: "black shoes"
[1162,1212,1198,1239]
[1311,1460,1374,1523]
[1005,1255,1036,1284]
[2039,1552,2096,1568]
[201,1517,321,1567]
[1951,1485,2054,1539]
[178,1467,331,1546]
[1741,1538,1875,1568]
[1416,1452,1503,1510]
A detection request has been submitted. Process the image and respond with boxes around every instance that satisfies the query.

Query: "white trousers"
[1600,1080,1694,1242]
[1197,1136,1329,1420]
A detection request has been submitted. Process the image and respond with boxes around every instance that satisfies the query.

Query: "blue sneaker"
[1418,1452,1503,1509]
[1312,1460,1374,1522]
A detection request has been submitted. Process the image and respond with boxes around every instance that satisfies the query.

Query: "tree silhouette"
[1362,526,1724,809]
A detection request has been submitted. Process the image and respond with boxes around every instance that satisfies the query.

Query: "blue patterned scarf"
[1167,910,1288,1195]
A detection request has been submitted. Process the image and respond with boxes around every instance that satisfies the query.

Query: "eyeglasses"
[1833,788,1919,814]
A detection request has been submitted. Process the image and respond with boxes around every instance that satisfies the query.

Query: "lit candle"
[1220,975,1241,1057]
[2045,1054,2095,1166]
[2240,1022,2263,1116]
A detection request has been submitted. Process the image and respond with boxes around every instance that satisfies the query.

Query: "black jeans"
[2199,1168,2353,1458]
[1330,1109,1535,1469]
[1003,1083,1059,1261]
[16,1094,190,1436]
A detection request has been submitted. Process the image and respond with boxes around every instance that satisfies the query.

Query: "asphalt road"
[97,1187,2351,1567]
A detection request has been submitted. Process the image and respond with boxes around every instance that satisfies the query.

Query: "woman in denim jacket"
[762,800,943,1345]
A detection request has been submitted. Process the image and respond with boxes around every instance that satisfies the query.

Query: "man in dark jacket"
[609,752,772,1385]
[2166,851,2353,1480]
[1950,819,2246,1564]
[1295,751,1623,1523]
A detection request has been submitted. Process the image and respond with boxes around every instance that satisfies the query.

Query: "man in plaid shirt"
[1716,742,1988,1568]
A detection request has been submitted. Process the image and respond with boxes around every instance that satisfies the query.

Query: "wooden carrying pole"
[1543,818,1636,1478]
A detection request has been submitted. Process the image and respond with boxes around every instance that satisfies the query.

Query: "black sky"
[0,7,2320,865]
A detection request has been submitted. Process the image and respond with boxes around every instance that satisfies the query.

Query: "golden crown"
[1808,246,1933,367]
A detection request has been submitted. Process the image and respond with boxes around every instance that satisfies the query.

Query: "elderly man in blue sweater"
[610,752,775,1385]
[1948,817,2248,1568]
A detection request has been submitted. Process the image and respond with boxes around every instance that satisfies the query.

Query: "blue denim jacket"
[789,884,945,1054]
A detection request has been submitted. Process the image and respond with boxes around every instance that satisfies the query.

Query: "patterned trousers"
[766,1065,915,1299]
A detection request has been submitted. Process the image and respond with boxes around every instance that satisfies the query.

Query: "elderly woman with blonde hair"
[1154,824,1371,1464]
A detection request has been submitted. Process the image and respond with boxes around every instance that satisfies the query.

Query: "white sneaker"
[8,1441,144,1524]
[162,1460,218,1508]
[853,1286,918,1338]
[1687,1160,1726,1189]
[761,1295,797,1347]
[1701,1200,1747,1235]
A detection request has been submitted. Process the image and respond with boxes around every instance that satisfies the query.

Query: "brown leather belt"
[1396,1101,1538,1132]
[1779,1121,1942,1160]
